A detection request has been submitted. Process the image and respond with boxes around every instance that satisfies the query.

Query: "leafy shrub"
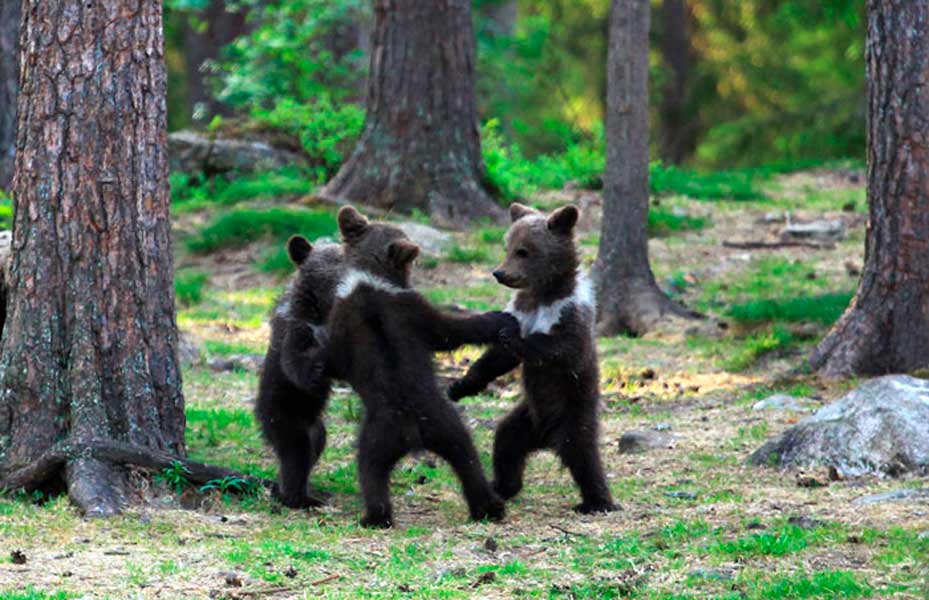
[647,208,708,237]
[186,207,337,254]
[171,167,315,211]
[175,269,209,306]
[726,326,795,372]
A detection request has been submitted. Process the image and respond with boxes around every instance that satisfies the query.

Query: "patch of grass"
[725,326,796,371]
[0,193,12,229]
[729,292,853,326]
[170,167,315,212]
[648,208,709,237]
[0,591,74,600]
[423,282,503,312]
[746,570,874,599]
[203,339,262,356]
[178,287,280,329]
[445,244,493,264]
[650,163,766,201]
[476,226,507,244]
[174,268,209,306]
[257,245,297,275]
[707,523,833,558]
[186,207,337,254]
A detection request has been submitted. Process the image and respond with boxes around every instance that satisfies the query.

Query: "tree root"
[0,439,272,513]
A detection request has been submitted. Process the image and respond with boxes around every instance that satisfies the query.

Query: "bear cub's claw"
[572,501,619,515]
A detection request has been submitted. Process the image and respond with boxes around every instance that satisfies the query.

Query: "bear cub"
[325,206,518,528]
[255,235,343,508]
[449,203,617,514]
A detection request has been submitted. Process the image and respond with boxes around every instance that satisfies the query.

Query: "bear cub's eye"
[515,248,529,258]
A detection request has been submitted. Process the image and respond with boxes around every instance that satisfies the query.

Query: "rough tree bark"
[594,0,699,337]
[183,0,250,121]
[658,0,697,165]
[0,1,262,516]
[0,0,18,189]
[810,1,929,378]
[319,0,503,227]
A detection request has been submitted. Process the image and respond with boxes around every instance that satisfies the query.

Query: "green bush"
[186,207,337,254]
[726,326,796,372]
[175,269,209,306]
[647,208,708,237]
[171,167,315,211]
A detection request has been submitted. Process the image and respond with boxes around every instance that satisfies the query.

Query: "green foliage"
[729,292,853,326]
[186,207,337,254]
[200,475,261,497]
[726,326,796,372]
[174,269,209,306]
[0,591,74,600]
[445,244,493,265]
[650,163,765,201]
[155,461,192,494]
[748,570,873,599]
[0,192,12,229]
[170,167,315,211]
[647,208,708,237]
[707,523,825,558]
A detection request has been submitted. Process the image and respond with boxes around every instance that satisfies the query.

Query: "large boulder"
[168,131,307,176]
[750,375,929,477]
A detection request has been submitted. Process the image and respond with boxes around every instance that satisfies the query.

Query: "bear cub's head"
[337,206,420,288]
[284,235,344,322]
[492,203,580,293]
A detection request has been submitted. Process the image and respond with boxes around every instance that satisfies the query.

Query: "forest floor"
[2,167,928,599]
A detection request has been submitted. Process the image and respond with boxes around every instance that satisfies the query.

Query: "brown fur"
[450,203,617,514]
[325,207,518,527]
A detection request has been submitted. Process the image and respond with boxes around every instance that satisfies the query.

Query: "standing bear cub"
[449,203,617,514]
[325,206,518,528]
[255,236,342,509]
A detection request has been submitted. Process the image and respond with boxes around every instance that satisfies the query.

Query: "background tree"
[0,0,18,189]
[0,0,253,516]
[810,0,929,377]
[319,0,502,226]
[594,0,698,336]
[656,0,697,165]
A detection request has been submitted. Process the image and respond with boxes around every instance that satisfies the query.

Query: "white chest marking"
[335,269,405,299]
[505,274,595,336]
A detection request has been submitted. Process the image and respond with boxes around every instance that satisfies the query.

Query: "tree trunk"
[0,0,186,516]
[594,0,698,337]
[479,0,517,38]
[319,0,503,227]
[0,0,18,189]
[657,0,697,165]
[183,0,250,122]
[810,0,929,378]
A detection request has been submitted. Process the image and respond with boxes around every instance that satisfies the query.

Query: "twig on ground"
[722,240,835,250]
[310,574,341,586]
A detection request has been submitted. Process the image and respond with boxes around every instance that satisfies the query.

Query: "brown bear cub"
[324,206,517,528]
[449,203,617,514]
[255,236,343,509]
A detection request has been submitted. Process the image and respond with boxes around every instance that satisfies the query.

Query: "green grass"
[203,339,262,356]
[174,268,209,306]
[0,591,74,600]
[648,207,709,237]
[445,244,494,264]
[650,163,766,201]
[186,207,337,254]
[170,167,315,212]
[744,570,874,599]
[706,524,831,558]
[725,326,796,371]
[728,292,853,326]
[0,193,12,229]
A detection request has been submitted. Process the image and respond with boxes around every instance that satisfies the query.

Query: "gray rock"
[169,131,307,176]
[618,430,675,454]
[397,222,453,256]
[750,375,929,477]
[752,394,810,412]
[781,218,845,241]
[208,354,264,373]
[852,488,929,506]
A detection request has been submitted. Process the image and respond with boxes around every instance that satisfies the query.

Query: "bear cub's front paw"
[573,500,619,515]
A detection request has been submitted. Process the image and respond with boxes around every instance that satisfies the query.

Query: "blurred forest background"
[163,0,864,189]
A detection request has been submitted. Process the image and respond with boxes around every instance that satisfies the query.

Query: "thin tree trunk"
[183,0,250,122]
[0,0,18,189]
[594,0,698,337]
[320,0,503,227]
[0,0,185,516]
[658,0,697,165]
[810,0,929,377]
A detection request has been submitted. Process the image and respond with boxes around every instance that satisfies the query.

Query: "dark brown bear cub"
[255,236,342,509]
[449,203,616,514]
[325,206,517,528]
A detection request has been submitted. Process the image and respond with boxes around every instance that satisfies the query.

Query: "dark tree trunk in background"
[595,0,697,336]
[0,0,18,189]
[658,0,697,164]
[810,1,929,378]
[320,0,503,227]
[0,0,186,516]
[183,0,249,122]
[480,0,517,38]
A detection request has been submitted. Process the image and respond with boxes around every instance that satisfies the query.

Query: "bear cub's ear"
[338,206,370,243]
[509,203,538,223]
[287,235,313,265]
[388,239,420,268]
[547,205,579,235]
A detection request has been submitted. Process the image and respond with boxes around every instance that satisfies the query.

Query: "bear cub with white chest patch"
[255,236,342,509]
[449,203,617,514]
[325,206,519,528]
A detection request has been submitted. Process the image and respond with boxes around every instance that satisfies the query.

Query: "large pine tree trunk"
[594,0,697,336]
[0,0,185,516]
[320,0,503,227]
[810,1,929,378]
[0,0,17,189]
